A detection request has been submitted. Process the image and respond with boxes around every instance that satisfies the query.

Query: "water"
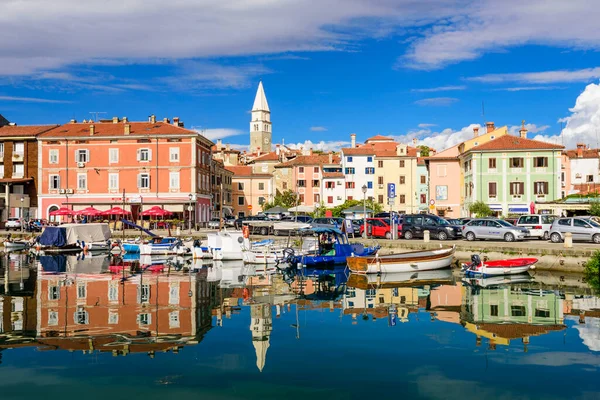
[1,252,599,400]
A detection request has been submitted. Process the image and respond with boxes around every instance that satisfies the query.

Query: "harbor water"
[0,252,599,399]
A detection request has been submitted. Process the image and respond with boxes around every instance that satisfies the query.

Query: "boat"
[3,239,30,251]
[138,236,191,256]
[35,223,112,254]
[462,274,535,288]
[347,269,454,289]
[207,231,249,261]
[287,227,380,268]
[191,239,213,259]
[122,240,141,253]
[461,254,537,277]
[347,245,455,274]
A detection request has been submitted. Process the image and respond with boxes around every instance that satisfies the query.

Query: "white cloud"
[508,123,550,135]
[418,123,437,128]
[287,140,351,152]
[392,123,481,152]
[414,97,458,106]
[403,0,600,70]
[310,126,328,132]
[162,62,272,90]
[468,67,600,84]
[0,95,71,104]
[199,128,245,141]
[411,85,466,93]
[494,86,566,92]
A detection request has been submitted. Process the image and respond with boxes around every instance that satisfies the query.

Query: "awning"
[489,204,503,211]
[509,206,529,213]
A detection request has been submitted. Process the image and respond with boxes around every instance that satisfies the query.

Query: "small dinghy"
[462,254,537,277]
[3,239,29,251]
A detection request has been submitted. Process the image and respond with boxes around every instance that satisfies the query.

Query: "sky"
[2,0,600,152]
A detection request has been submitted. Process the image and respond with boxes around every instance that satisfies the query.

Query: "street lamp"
[20,196,24,233]
[188,193,193,233]
[361,185,367,238]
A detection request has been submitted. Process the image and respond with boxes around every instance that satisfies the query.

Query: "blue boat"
[288,227,379,268]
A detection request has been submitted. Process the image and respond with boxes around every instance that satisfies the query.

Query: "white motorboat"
[461,254,537,277]
[3,239,30,251]
[208,231,249,261]
[347,246,455,274]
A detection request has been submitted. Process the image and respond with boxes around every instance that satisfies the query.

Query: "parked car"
[446,218,462,226]
[374,211,401,219]
[401,214,461,240]
[359,218,402,239]
[504,217,519,225]
[463,218,529,242]
[208,219,221,229]
[223,216,236,227]
[283,215,313,223]
[516,214,557,240]
[311,217,345,230]
[549,217,600,244]
[4,217,22,231]
[458,218,472,225]
[27,219,45,232]
[234,215,268,229]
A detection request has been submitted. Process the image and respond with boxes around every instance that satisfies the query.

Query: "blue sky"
[1,0,600,151]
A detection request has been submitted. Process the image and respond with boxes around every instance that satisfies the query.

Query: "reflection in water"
[0,252,600,398]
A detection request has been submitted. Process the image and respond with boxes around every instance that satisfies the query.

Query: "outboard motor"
[193,239,201,248]
[470,254,481,269]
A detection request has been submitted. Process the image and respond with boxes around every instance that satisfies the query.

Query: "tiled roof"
[40,121,204,139]
[365,135,394,143]
[469,135,564,151]
[572,183,600,195]
[323,172,345,178]
[0,124,59,137]
[212,145,241,153]
[475,323,565,339]
[564,148,600,159]
[275,154,340,168]
[343,141,419,157]
[251,152,280,162]
[225,165,271,177]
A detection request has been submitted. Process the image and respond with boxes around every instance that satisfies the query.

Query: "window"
[558,218,571,226]
[347,196,353,200]
[509,157,524,168]
[489,182,497,197]
[378,176,384,185]
[535,308,550,318]
[108,311,119,325]
[258,196,265,205]
[108,283,118,301]
[298,194,305,203]
[511,305,526,317]
[283,182,288,190]
[574,219,590,228]
[365,156,372,163]
[138,173,150,189]
[169,147,180,162]
[138,313,151,326]
[437,165,447,177]
[365,167,375,174]
[74,308,89,325]
[48,311,58,326]
[346,182,355,189]
[488,158,496,169]
[420,194,427,204]
[108,173,119,190]
[378,160,383,168]
[399,195,406,204]
[169,284,180,305]
[378,195,384,203]
[258,182,265,191]
[297,180,306,187]
[587,175,594,183]
[312,180,319,187]
[534,157,548,167]
[238,196,245,206]
[314,194,320,203]
[367,181,373,189]
[12,163,24,177]
[77,284,86,299]
[109,148,119,163]
[138,284,150,303]
[347,156,353,162]
[325,181,335,189]
[169,311,180,328]
[327,196,333,204]
[314,167,319,173]
[14,142,24,155]
[49,149,59,164]
[137,148,151,162]
[238,182,244,190]
[0,142,3,156]
[534,181,549,195]
[76,149,89,163]
[169,172,180,189]
[49,174,60,190]
[420,175,426,184]
[49,286,60,300]
[490,305,499,317]
[345,167,355,174]
[77,173,87,190]
[510,182,524,195]
[299,167,304,173]
[399,176,406,185]
[400,160,405,168]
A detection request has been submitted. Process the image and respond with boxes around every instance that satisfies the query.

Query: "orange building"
[37,116,213,224]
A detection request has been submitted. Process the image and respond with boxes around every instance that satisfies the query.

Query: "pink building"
[425,145,461,218]
[37,116,213,224]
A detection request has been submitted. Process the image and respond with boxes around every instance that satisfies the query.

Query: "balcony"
[12,152,24,162]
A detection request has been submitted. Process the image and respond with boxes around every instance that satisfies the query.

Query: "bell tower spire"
[250,81,272,153]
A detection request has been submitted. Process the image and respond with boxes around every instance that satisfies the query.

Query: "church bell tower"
[250,81,272,153]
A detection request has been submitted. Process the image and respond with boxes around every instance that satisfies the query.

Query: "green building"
[460,130,564,216]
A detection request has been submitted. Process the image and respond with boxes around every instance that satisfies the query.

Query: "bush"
[590,201,600,217]
[468,201,493,218]
[585,250,600,294]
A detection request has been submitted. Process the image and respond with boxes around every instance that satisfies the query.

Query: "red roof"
[40,121,204,139]
[323,172,345,178]
[476,323,566,339]
[365,135,394,143]
[225,165,271,177]
[251,152,280,162]
[0,124,59,138]
[564,148,600,159]
[276,154,340,168]
[343,141,419,157]
[470,135,564,151]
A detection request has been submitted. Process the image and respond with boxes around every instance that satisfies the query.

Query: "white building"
[341,133,375,202]
[565,144,600,193]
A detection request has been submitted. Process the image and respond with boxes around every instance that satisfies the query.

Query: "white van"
[516,214,558,240]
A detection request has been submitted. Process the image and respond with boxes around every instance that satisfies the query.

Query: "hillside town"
[0,82,595,225]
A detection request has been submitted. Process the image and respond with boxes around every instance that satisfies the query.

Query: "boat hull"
[462,258,537,277]
[347,246,455,274]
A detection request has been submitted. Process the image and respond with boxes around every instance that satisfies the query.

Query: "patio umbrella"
[101,206,132,216]
[77,207,102,216]
[140,206,173,216]
[49,207,75,216]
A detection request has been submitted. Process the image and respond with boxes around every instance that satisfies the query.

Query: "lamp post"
[362,184,367,238]
[188,193,193,234]
[20,196,24,233]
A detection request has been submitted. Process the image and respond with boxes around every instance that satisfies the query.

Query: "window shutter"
[74,149,78,163]
[136,150,141,161]
[137,174,141,188]
[85,149,90,162]
[148,149,153,161]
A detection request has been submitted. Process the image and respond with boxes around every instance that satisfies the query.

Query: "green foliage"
[416,145,430,157]
[589,201,600,217]
[329,199,383,218]
[311,201,328,218]
[261,190,299,211]
[584,250,600,294]
[468,201,493,218]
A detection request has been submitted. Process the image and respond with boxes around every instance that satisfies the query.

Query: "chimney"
[124,124,131,135]
[217,139,222,150]
[577,147,584,158]
[89,124,95,136]
[412,138,418,146]
[329,152,333,164]
[309,147,313,156]
[226,144,231,151]
[173,117,180,126]
[519,120,528,139]
[486,122,495,133]
[82,119,88,123]
[163,117,170,124]
[150,114,156,123]
[122,117,128,123]
[70,119,77,124]
[350,133,356,148]
[112,116,119,124]
[473,126,479,137]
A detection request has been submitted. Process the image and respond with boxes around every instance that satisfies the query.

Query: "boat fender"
[242,225,250,239]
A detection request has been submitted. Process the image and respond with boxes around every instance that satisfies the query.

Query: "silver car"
[463,218,529,242]
[549,217,600,244]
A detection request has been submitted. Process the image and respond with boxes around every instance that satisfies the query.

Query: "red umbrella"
[529,202,536,214]
[102,206,132,216]
[140,206,173,216]
[76,207,102,216]
[49,207,75,216]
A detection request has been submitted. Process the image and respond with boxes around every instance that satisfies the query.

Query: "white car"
[516,214,558,240]
[4,218,22,231]
[208,219,221,229]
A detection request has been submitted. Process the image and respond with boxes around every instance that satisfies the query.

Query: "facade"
[564,144,600,195]
[211,158,234,218]
[461,129,564,216]
[227,165,274,217]
[0,120,58,220]
[322,154,345,207]
[249,81,272,154]
[37,116,214,224]
[416,158,429,213]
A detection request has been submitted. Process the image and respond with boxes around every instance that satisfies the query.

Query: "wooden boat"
[347,269,454,289]
[347,246,455,274]
[461,254,537,277]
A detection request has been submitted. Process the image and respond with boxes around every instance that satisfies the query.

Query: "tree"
[330,199,384,218]
[261,190,299,211]
[584,250,600,295]
[468,201,493,217]
[590,201,600,217]
[417,145,430,157]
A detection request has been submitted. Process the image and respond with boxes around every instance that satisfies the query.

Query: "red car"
[359,218,402,239]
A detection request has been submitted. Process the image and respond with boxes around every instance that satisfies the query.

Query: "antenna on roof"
[89,111,106,122]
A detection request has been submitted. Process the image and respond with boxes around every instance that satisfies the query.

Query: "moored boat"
[347,246,455,274]
[347,269,454,289]
[35,223,112,254]
[461,254,537,277]
[3,239,30,251]
[139,236,191,256]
